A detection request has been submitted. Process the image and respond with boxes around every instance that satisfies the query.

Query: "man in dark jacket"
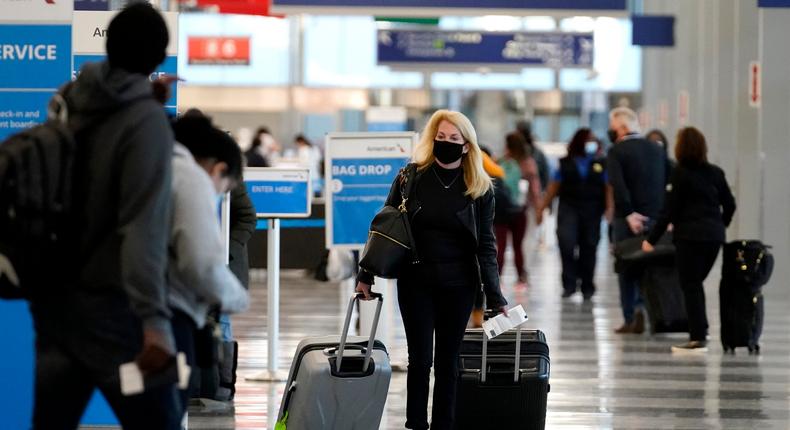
[214,183,257,401]
[607,107,668,334]
[31,4,181,428]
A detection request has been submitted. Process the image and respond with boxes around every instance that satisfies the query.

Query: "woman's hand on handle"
[355,282,372,300]
[498,306,509,317]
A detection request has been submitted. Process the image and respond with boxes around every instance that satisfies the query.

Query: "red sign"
[188,37,251,65]
[749,61,761,108]
[191,0,270,15]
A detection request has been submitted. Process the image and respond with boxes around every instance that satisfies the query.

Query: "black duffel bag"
[359,164,419,278]
[613,232,675,274]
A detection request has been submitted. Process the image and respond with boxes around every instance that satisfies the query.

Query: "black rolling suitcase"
[640,262,689,334]
[455,327,550,430]
[720,240,773,354]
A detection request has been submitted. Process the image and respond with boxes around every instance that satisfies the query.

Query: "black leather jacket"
[358,164,507,309]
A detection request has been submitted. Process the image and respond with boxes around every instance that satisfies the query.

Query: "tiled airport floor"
[188,225,790,430]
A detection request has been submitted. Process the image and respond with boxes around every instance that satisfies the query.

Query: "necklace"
[432,166,461,189]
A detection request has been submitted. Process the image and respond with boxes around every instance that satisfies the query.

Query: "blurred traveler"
[32,4,181,429]
[245,127,272,167]
[356,110,508,430]
[168,114,250,417]
[496,132,542,288]
[646,129,670,156]
[642,127,736,352]
[536,128,613,300]
[516,120,550,191]
[295,134,321,178]
[607,107,669,334]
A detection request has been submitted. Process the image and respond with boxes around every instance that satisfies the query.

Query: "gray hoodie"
[168,144,249,327]
[33,61,176,355]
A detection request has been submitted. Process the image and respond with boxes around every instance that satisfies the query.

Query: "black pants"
[171,309,197,417]
[32,333,181,430]
[556,202,602,296]
[675,240,720,342]
[398,262,478,430]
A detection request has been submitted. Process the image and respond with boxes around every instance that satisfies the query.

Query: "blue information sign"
[0,25,72,89]
[245,168,312,218]
[0,91,53,140]
[378,30,593,68]
[325,132,416,249]
[74,55,179,114]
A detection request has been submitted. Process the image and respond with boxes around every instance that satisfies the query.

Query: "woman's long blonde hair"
[413,110,492,199]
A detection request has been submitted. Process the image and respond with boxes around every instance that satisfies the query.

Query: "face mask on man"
[433,140,465,164]
[585,141,598,155]
[607,129,619,144]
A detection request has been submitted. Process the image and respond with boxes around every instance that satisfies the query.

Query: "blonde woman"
[356,110,508,430]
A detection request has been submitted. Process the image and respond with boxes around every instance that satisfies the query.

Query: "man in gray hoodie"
[31,4,181,429]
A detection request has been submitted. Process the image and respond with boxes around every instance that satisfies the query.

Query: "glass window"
[559,17,642,91]
[303,15,424,88]
[178,14,290,86]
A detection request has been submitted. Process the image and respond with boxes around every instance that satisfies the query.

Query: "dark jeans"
[675,240,720,341]
[613,218,645,323]
[556,203,602,296]
[495,211,528,280]
[32,333,181,430]
[398,261,478,430]
[171,309,197,417]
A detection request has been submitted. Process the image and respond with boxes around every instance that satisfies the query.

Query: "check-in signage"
[378,30,594,69]
[245,168,312,218]
[325,132,416,249]
[273,0,626,16]
[188,36,251,66]
[195,0,271,15]
[72,11,179,115]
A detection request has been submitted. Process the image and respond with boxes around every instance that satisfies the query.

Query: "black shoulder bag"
[359,164,420,278]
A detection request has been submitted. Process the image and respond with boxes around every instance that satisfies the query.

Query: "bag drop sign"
[325,132,417,249]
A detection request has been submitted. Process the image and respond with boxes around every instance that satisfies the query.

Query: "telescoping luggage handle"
[481,316,522,384]
[336,292,384,374]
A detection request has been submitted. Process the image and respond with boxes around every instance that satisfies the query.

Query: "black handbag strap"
[399,164,420,264]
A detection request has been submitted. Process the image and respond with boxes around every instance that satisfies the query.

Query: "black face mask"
[607,129,619,144]
[433,140,465,164]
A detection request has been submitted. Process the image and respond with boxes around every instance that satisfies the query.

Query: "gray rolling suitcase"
[276,293,391,430]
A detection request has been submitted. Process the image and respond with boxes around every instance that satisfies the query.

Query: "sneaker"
[671,341,708,353]
[561,290,575,299]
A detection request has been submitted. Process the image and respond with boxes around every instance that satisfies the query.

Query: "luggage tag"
[119,352,189,396]
[482,304,529,339]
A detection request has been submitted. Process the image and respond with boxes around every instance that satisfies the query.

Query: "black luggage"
[455,327,550,430]
[719,240,772,354]
[640,263,689,334]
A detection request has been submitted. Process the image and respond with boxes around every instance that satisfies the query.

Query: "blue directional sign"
[325,132,416,249]
[273,0,626,14]
[245,168,312,218]
[378,30,594,68]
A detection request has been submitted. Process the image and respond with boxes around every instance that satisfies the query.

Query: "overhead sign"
[72,11,179,114]
[194,0,271,15]
[632,15,675,47]
[749,61,761,108]
[325,132,416,249]
[378,30,594,69]
[188,36,251,65]
[245,168,312,218]
[273,0,627,17]
[758,0,790,7]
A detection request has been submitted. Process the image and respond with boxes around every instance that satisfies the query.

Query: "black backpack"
[722,240,774,288]
[0,95,76,299]
[492,177,522,225]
